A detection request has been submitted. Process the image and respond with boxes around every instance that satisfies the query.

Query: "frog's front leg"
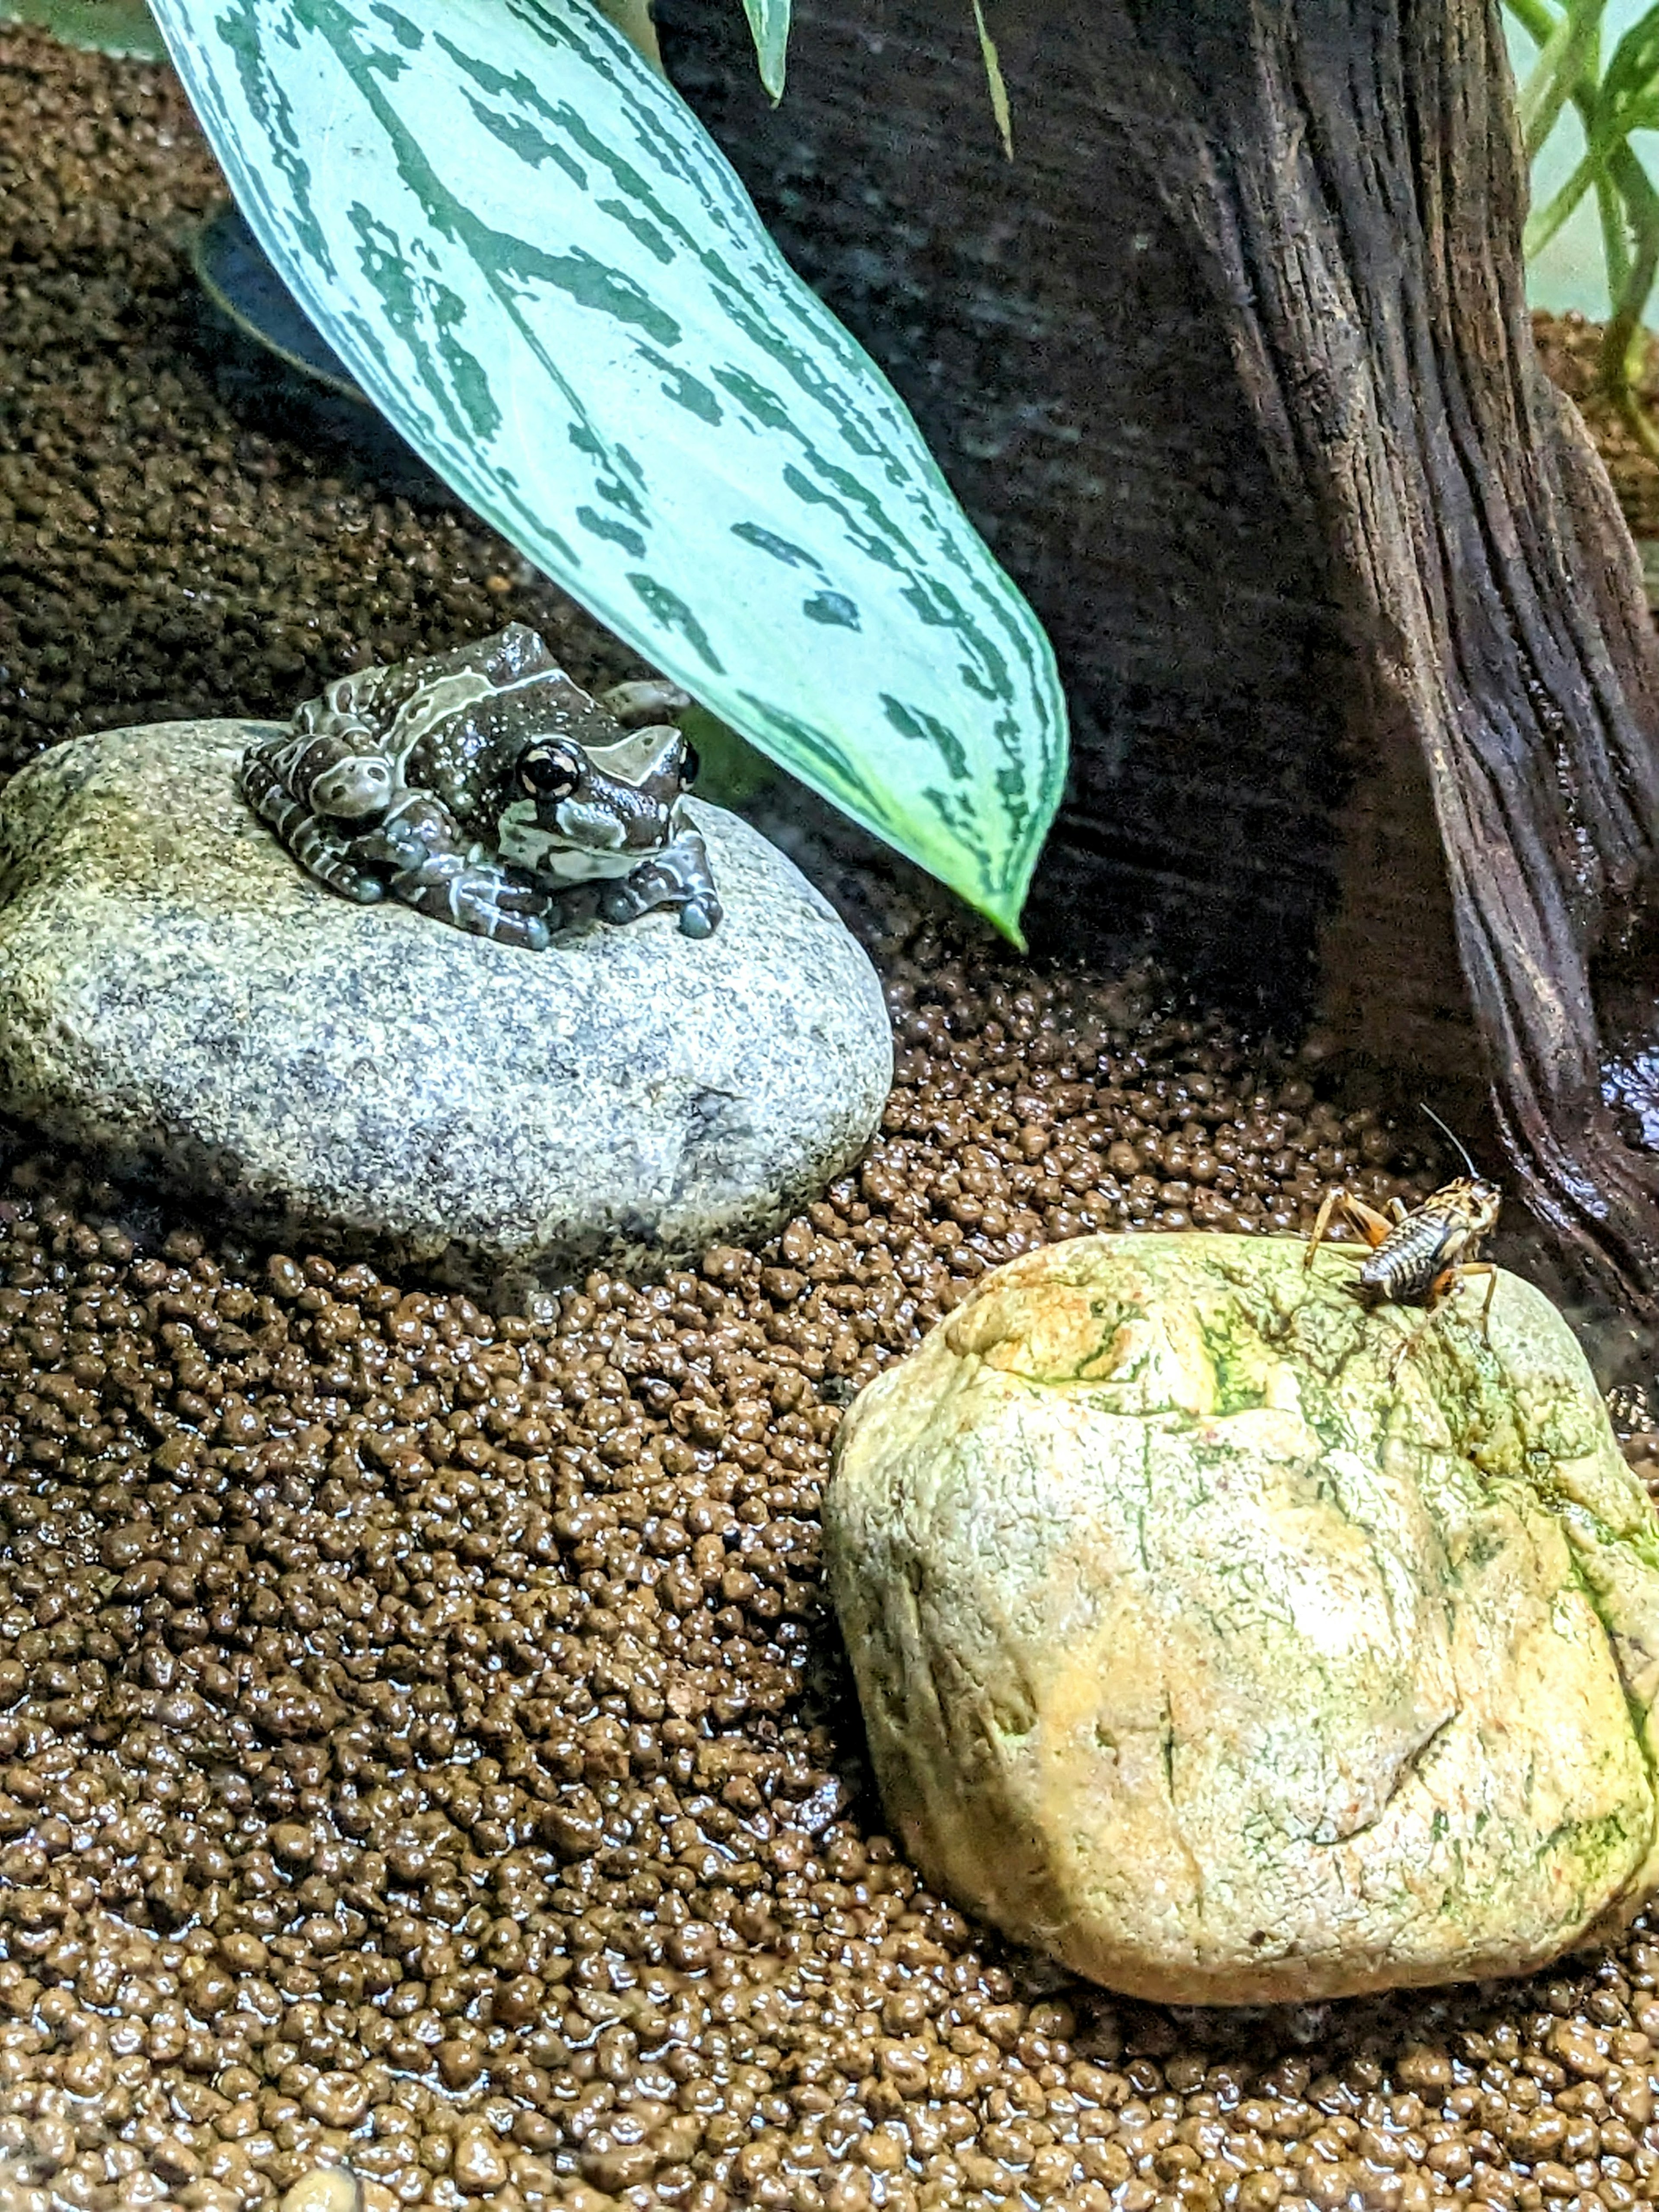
[599,822,723,939]
[239,745,388,904]
[362,794,558,951]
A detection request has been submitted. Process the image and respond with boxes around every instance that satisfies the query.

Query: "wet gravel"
[0,943,1653,2212]
[7,22,1659,2212]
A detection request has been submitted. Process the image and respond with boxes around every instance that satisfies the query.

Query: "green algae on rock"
[824,1232,1659,2004]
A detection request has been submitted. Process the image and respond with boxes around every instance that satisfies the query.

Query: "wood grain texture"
[664,0,1659,1324]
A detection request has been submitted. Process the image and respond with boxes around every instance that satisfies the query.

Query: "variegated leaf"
[591,0,661,73]
[740,0,791,100]
[147,0,1067,936]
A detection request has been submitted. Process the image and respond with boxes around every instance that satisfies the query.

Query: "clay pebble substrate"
[0,942,1656,2212]
[4,21,1659,2212]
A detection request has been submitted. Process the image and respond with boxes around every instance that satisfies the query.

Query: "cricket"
[1302,1107,1502,1367]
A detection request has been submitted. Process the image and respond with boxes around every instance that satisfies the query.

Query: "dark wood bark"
[661,0,1659,1328]
[1112,0,1659,1323]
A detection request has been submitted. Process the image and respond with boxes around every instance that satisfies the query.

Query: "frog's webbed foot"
[239,750,386,904]
[361,796,557,950]
[399,856,555,949]
[600,676,692,728]
[599,825,722,938]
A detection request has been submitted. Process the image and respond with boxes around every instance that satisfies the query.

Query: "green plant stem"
[1520,0,1605,158]
[1508,0,1560,50]
[1506,0,1659,449]
[1602,143,1659,457]
[1528,133,1616,257]
[1517,0,1566,141]
[1598,166,1633,305]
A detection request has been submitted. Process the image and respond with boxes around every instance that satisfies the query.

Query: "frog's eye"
[678,741,700,791]
[518,741,584,799]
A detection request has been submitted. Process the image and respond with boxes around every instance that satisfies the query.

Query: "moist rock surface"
[826,1232,1659,2003]
[0,719,890,1297]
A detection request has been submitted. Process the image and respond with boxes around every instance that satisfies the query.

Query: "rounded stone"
[824,1232,1659,2003]
[0,720,890,1299]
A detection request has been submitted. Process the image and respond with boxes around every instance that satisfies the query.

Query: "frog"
[238,623,722,951]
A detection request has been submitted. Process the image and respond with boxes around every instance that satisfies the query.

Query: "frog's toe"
[677,895,722,939]
[447,869,555,947]
[299,834,388,905]
[598,881,648,925]
[502,909,552,952]
[494,875,553,917]
[496,880,559,946]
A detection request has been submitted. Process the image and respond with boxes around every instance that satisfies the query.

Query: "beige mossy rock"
[824,1233,1659,2003]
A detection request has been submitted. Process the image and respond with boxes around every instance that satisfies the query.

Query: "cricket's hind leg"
[1303,1188,1395,1269]
[1388,1262,1500,1376]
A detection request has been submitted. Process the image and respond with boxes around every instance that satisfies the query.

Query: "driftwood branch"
[1097,0,1659,1312]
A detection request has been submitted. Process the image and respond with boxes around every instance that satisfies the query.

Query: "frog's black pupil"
[679,741,700,789]
[521,744,581,798]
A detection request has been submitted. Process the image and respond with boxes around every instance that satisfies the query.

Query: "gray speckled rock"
[0,721,891,1300]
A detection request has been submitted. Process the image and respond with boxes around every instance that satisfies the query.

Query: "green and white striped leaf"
[592,0,661,73]
[146,0,1066,938]
[740,0,790,99]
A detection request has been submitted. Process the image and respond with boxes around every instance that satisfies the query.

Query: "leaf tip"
[740,0,790,104]
[966,884,1030,951]
[970,0,1014,161]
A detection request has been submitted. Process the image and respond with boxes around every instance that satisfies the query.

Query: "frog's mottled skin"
[239,624,721,950]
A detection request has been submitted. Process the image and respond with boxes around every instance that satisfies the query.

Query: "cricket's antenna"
[1420,1103,1480,1182]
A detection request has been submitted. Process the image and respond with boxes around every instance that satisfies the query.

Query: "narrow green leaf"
[1603,1,1659,108]
[970,0,1012,161]
[145,0,1066,938]
[1517,0,1604,160]
[739,0,788,101]
[1525,67,1659,261]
